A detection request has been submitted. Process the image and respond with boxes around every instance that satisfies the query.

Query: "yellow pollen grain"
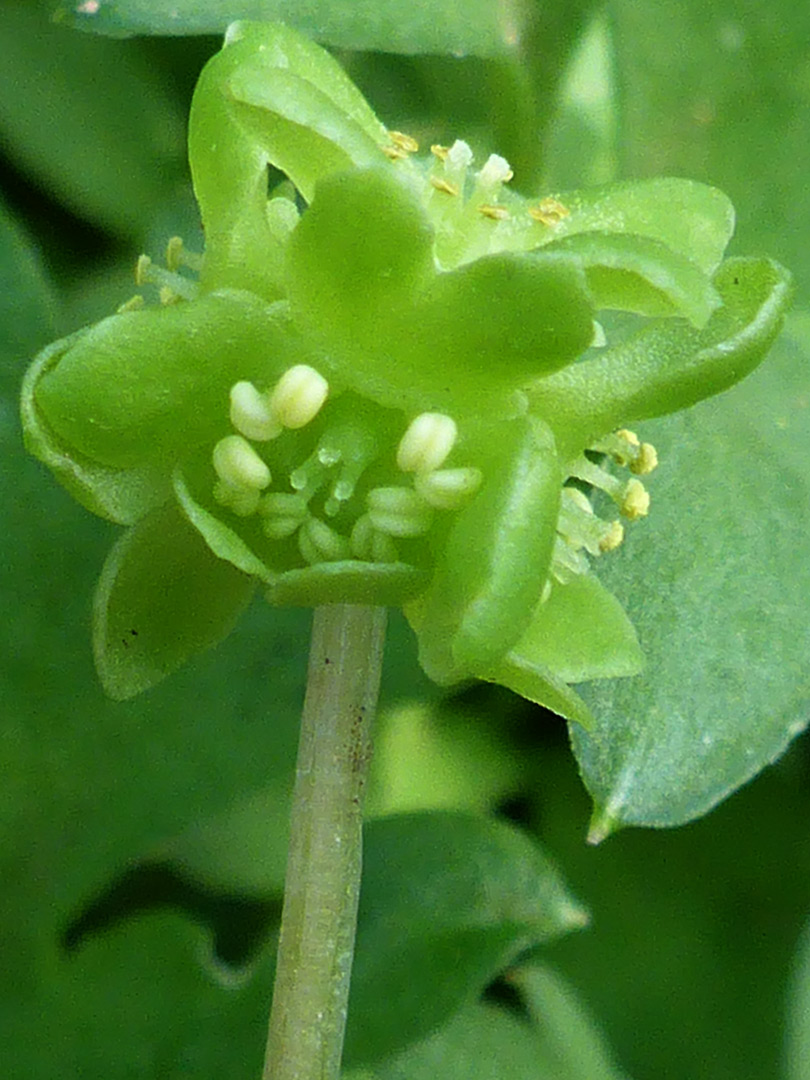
[430,176,460,196]
[388,130,419,153]
[430,144,450,161]
[382,145,408,161]
[616,428,640,447]
[477,204,510,220]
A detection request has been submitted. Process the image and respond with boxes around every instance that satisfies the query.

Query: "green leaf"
[55,1,530,58]
[93,501,255,699]
[0,2,184,237]
[786,918,810,1080]
[570,316,810,836]
[531,256,793,455]
[343,811,588,1067]
[0,200,57,384]
[513,965,631,1080]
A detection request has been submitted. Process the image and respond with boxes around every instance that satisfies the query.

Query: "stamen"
[383,145,408,161]
[212,434,271,490]
[116,295,144,313]
[350,515,398,563]
[159,285,180,306]
[414,467,483,510]
[298,517,351,564]
[213,479,261,517]
[591,321,607,347]
[477,204,510,220]
[258,492,308,539]
[430,176,460,197]
[621,478,650,520]
[478,154,513,186]
[230,381,281,441]
[446,140,474,170]
[568,457,650,521]
[269,365,329,429]
[630,442,658,476]
[591,430,659,475]
[557,486,620,556]
[551,536,590,582]
[165,236,203,273]
[134,252,198,301]
[598,521,625,552]
[430,144,450,161]
[388,130,419,153]
[528,197,570,227]
[367,486,434,537]
[396,413,458,473]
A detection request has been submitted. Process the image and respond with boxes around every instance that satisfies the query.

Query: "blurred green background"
[2,2,809,1078]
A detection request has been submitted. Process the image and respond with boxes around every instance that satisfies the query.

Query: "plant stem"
[263,604,387,1080]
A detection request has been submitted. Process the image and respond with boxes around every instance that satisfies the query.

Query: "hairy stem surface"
[264,604,387,1080]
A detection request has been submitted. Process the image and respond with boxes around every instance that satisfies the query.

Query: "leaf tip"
[586,805,623,846]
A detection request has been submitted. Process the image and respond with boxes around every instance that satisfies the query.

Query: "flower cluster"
[21,22,791,712]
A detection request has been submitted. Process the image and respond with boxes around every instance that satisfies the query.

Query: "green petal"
[536,177,735,274]
[286,167,435,393]
[408,416,561,683]
[34,290,309,470]
[175,470,426,606]
[288,167,594,414]
[189,22,387,295]
[484,654,595,728]
[21,332,169,525]
[542,231,720,326]
[530,256,794,454]
[93,502,255,700]
[174,468,275,582]
[265,562,427,606]
[508,573,643,683]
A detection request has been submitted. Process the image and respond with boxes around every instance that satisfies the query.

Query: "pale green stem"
[263,604,388,1080]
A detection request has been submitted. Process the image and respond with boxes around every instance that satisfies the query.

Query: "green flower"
[21,22,791,713]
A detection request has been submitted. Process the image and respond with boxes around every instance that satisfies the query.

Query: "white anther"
[213,479,262,517]
[479,154,513,186]
[446,139,474,169]
[269,365,329,429]
[212,435,271,490]
[414,467,483,510]
[301,517,350,563]
[396,413,458,473]
[350,514,375,560]
[367,487,434,537]
[230,381,282,441]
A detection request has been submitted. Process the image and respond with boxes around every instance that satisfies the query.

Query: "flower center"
[210,369,482,570]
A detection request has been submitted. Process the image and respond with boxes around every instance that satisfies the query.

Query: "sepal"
[93,502,255,700]
[34,290,309,470]
[21,332,169,525]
